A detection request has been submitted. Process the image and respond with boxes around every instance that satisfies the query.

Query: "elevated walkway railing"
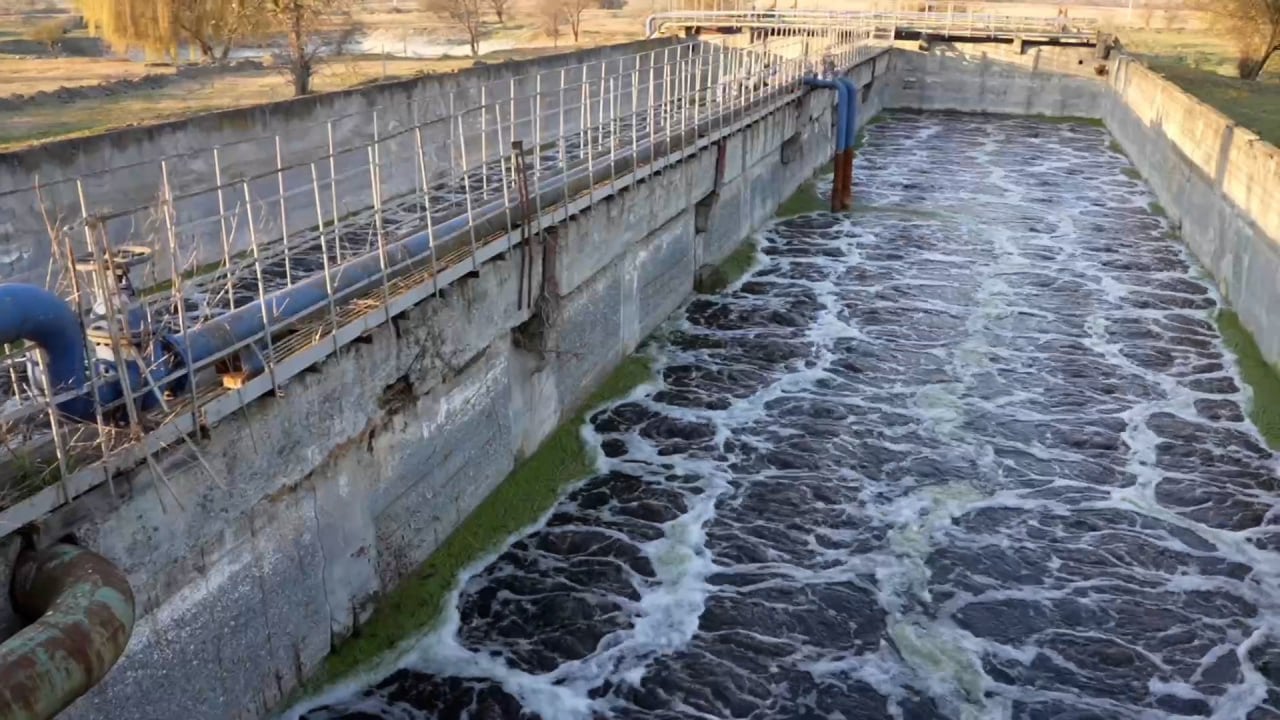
[0,32,882,543]
[646,10,1100,42]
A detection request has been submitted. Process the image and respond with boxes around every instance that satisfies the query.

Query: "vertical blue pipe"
[837,77,859,149]
[803,77,848,152]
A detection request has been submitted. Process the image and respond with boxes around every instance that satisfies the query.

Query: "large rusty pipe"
[0,544,135,720]
[831,151,845,212]
[829,147,849,210]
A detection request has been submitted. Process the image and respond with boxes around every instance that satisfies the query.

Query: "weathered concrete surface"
[1102,55,1280,368]
[889,41,1107,118]
[14,50,897,720]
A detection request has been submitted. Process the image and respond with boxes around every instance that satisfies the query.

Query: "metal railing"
[645,10,1101,40]
[0,28,881,534]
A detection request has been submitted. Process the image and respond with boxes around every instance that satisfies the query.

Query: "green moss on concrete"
[1218,310,1280,448]
[718,239,758,287]
[1121,167,1142,181]
[776,182,826,217]
[306,354,654,689]
[695,240,759,294]
[1149,201,1168,217]
[1032,115,1106,127]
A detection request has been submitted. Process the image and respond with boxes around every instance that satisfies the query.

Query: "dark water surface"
[288,114,1280,720]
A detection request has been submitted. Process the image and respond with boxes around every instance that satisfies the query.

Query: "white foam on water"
[284,114,1280,720]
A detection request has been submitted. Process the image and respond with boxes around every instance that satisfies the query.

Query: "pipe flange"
[85,320,148,350]
[72,245,153,274]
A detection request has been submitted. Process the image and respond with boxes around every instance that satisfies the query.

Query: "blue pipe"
[837,77,859,150]
[171,202,491,376]
[803,77,848,152]
[0,283,168,422]
[7,88,818,417]
[0,285,94,421]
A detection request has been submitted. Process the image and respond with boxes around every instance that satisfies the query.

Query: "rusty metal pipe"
[830,151,844,212]
[0,544,135,720]
[840,148,855,210]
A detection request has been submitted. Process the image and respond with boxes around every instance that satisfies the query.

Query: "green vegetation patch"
[1144,61,1280,147]
[308,354,654,688]
[776,181,826,218]
[717,239,758,287]
[1031,115,1106,127]
[1121,167,1143,181]
[1217,310,1280,448]
[695,240,759,294]
[1148,201,1168,218]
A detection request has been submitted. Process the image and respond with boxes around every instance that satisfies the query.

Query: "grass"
[0,56,166,96]
[0,0,648,151]
[0,57,482,150]
[1120,28,1280,147]
[1218,310,1280,448]
[306,353,654,690]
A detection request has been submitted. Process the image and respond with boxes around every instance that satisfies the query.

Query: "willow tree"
[74,0,264,61]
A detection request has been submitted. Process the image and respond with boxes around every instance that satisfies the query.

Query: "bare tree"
[535,0,562,45]
[424,0,483,56]
[563,0,590,42]
[488,0,509,23]
[1197,0,1280,80]
[265,0,353,96]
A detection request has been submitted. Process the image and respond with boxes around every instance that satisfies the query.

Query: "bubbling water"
[287,113,1280,720]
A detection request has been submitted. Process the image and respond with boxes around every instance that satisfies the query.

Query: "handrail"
[645,10,1100,38]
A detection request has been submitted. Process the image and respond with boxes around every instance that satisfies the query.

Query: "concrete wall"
[888,41,1109,117]
[0,39,682,286]
[1102,55,1280,366]
[12,50,896,720]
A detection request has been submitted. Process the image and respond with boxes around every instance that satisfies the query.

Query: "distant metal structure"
[646,9,1102,45]
[0,27,882,541]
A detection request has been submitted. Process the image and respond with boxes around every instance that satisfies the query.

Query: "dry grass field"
[1,2,1278,149]
[0,0,649,150]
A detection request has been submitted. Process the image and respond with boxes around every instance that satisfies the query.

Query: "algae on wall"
[306,354,654,689]
[775,182,826,217]
[695,239,760,295]
[1218,310,1280,448]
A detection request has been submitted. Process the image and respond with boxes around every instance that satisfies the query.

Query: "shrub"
[26,18,69,52]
